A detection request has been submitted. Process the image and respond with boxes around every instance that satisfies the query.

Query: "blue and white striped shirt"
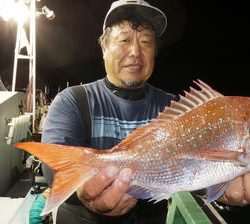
[42,78,176,150]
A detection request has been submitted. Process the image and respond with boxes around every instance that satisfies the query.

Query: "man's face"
[103,21,156,88]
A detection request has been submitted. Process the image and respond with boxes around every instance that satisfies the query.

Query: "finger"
[80,166,119,201]
[93,168,132,213]
[105,194,137,216]
[224,176,244,205]
[243,172,250,203]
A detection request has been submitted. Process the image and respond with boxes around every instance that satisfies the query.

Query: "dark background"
[0,0,249,100]
[0,1,249,222]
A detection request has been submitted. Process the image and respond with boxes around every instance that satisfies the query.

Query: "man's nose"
[129,40,141,57]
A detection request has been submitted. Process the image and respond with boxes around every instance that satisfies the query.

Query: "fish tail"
[15,142,101,215]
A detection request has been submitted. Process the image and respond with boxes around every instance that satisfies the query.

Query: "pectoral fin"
[206,181,232,204]
[127,182,171,202]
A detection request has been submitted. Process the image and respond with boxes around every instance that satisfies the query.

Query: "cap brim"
[104,4,167,37]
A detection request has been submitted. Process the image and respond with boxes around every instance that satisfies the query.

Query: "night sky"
[0,0,249,99]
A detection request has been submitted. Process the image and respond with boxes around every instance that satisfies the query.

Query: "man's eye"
[120,39,129,43]
[141,39,153,47]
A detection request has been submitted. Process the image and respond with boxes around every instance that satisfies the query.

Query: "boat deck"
[0,169,36,224]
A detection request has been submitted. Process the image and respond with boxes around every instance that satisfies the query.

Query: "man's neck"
[104,78,148,101]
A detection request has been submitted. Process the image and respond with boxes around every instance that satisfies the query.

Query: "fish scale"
[15,80,250,215]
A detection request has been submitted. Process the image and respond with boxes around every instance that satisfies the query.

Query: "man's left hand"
[219,172,250,206]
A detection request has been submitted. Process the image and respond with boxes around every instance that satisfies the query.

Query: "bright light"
[42,5,55,20]
[15,1,29,24]
[0,0,15,21]
[0,0,29,24]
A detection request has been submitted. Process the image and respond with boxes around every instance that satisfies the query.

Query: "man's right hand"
[76,166,137,216]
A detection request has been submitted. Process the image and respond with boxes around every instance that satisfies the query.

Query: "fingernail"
[106,166,118,178]
[120,168,132,183]
[243,199,248,204]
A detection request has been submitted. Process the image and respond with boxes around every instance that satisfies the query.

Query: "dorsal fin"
[115,80,223,149]
[156,79,223,121]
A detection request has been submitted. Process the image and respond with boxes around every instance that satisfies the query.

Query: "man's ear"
[102,47,108,60]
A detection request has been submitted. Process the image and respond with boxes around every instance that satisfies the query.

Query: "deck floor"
[0,168,36,224]
[5,168,31,198]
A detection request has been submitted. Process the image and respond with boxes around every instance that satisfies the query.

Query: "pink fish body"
[15,80,250,215]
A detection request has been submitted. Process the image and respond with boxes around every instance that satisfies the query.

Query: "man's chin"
[121,79,145,89]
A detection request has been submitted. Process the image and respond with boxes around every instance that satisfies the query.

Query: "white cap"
[103,0,167,37]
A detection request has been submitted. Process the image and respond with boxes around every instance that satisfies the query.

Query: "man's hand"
[76,166,137,216]
[219,172,250,206]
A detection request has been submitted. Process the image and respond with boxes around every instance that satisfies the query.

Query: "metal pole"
[30,0,36,133]
[11,24,22,92]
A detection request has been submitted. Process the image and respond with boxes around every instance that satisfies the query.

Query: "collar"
[104,78,148,101]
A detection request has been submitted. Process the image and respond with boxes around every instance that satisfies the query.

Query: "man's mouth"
[124,64,143,71]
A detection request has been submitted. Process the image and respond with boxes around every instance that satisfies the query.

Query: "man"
[42,1,173,223]
[41,0,250,223]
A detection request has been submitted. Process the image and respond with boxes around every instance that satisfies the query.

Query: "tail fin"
[15,142,98,215]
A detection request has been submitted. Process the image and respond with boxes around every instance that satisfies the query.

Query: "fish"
[15,80,250,215]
